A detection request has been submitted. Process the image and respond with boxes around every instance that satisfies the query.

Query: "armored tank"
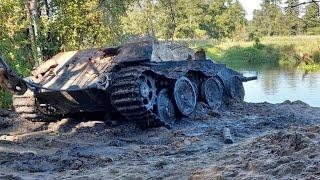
[0,40,256,128]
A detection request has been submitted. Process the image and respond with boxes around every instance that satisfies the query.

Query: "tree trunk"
[43,0,50,16]
[26,0,43,66]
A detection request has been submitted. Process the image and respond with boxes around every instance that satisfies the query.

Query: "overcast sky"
[239,0,262,20]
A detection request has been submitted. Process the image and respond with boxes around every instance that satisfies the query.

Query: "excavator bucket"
[0,56,27,95]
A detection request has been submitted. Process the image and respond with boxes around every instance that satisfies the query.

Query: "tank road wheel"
[174,76,197,116]
[12,90,57,122]
[187,74,200,99]
[201,77,223,110]
[138,74,157,110]
[157,89,175,128]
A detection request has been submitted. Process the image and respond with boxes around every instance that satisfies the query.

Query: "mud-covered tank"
[1,40,256,128]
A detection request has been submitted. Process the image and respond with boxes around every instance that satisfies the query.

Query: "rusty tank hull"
[5,40,256,127]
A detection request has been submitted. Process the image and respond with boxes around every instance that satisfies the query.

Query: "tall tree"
[198,0,247,39]
[215,0,247,38]
[284,0,301,35]
[26,0,43,66]
[251,0,286,36]
[0,0,33,72]
[42,0,134,52]
[303,1,320,33]
[122,0,206,39]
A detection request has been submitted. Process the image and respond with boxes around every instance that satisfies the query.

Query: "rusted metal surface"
[0,56,27,95]
[35,48,115,90]
[1,39,257,126]
[36,89,110,114]
[33,40,244,91]
[114,41,153,62]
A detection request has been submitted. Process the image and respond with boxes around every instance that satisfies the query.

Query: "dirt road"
[0,101,319,179]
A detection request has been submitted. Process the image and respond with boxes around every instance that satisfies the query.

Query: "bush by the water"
[223,45,280,64]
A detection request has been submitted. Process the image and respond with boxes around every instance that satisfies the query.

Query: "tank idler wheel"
[229,77,245,101]
[157,89,176,128]
[201,77,223,110]
[174,76,197,116]
[138,73,157,110]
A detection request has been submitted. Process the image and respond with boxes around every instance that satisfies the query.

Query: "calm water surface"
[225,63,320,107]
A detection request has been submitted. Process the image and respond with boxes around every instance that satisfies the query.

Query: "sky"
[239,0,262,20]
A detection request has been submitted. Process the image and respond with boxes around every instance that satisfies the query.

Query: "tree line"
[0,0,319,68]
[251,0,320,37]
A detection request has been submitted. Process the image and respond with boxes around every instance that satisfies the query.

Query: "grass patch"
[192,35,320,68]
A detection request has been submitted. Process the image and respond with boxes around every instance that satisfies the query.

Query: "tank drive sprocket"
[110,67,161,126]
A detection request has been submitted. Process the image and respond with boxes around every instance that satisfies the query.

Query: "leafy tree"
[303,2,320,34]
[27,0,43,66]
[0,0,33,74]
[284,0,301,35]
[198,0,246,39]
[122,0,206,39]
[251,0,286,36]
[45,0,132,52]
[215,0,247,38]
[169,0,204,39]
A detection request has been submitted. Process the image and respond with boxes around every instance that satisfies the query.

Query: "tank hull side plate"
[36,88,111,114]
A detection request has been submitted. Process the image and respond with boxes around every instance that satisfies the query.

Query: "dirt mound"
[192,126,320,179]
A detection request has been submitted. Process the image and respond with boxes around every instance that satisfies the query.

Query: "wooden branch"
[223,127,234,144]
[290,0,320,8]
[312,0,320,15]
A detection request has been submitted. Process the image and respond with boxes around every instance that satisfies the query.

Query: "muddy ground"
[0,101,319,180]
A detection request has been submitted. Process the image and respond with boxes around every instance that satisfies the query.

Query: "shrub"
[0,90,13,109]
[276,44,297,63]
[307,27,320,35]
[222,45,280,64]
[312,50,320,63]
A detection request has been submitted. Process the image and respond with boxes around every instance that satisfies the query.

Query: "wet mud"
[0,101,319,179]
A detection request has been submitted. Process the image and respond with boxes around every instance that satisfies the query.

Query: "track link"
[110,67,161,127]
[12,90,57,122]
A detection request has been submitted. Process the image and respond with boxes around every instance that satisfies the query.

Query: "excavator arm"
[0,55,28,95]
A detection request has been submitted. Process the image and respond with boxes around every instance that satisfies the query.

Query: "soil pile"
[191,126,320,179]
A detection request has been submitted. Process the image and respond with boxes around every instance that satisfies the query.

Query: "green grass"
[190,35,320,68]
[299,63,320,71]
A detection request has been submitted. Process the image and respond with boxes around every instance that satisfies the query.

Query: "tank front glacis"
[10,40,255,127]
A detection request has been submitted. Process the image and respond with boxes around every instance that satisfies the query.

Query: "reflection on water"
[225,63,320,107]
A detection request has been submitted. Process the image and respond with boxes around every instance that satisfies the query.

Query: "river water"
[225,63,320,107]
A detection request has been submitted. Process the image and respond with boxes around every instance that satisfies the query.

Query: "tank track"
[110,67,162,127]
[12,90,56,122]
